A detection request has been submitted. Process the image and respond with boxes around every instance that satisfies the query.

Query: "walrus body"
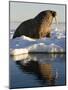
[13,10,56,39]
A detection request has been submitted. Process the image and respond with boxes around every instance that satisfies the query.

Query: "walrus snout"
[51,11,56,17]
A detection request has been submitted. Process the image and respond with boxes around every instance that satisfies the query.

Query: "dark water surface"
[9,53,66,89]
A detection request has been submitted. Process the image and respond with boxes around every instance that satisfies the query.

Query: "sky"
[10,1,66,23]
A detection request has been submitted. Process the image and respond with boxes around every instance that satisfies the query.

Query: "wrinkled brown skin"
[13,10,56,39]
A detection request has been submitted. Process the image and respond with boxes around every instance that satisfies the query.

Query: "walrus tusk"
[55,16,58,26]
[55,14,60,25]
[54,15,59,31]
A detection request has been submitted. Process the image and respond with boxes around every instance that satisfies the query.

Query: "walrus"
[13,10,56,39]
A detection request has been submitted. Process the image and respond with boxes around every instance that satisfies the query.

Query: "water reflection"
[11,53,66,87]
[11,53,65,63]
[16,60,56,86]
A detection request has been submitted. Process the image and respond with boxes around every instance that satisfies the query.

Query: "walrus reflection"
[16,60,55,86]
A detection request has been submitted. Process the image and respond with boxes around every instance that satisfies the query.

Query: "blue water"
[9,54,66,89]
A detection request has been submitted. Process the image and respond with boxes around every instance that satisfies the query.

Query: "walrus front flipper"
[46,32,51,37]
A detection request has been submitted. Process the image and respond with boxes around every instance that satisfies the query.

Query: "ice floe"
[10,28,65,55]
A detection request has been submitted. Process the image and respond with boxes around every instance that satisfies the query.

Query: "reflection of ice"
[14,54,65,86]
[16,60,55,85]
[11,53,65,64]
[11,53,29,61]
[55,69,59,79]
[10,48,28,55]
[21,59,31,65]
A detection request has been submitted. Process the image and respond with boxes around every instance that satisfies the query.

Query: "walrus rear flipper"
[13,22,26,39]
[13,19,34,39]
[13,30,21,39]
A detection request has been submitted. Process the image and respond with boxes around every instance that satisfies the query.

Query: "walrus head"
[35,10,56,21]
[35,10,57,38]
[50,10,56,17]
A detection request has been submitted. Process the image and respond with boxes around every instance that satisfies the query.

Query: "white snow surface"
[10,28,65,55]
